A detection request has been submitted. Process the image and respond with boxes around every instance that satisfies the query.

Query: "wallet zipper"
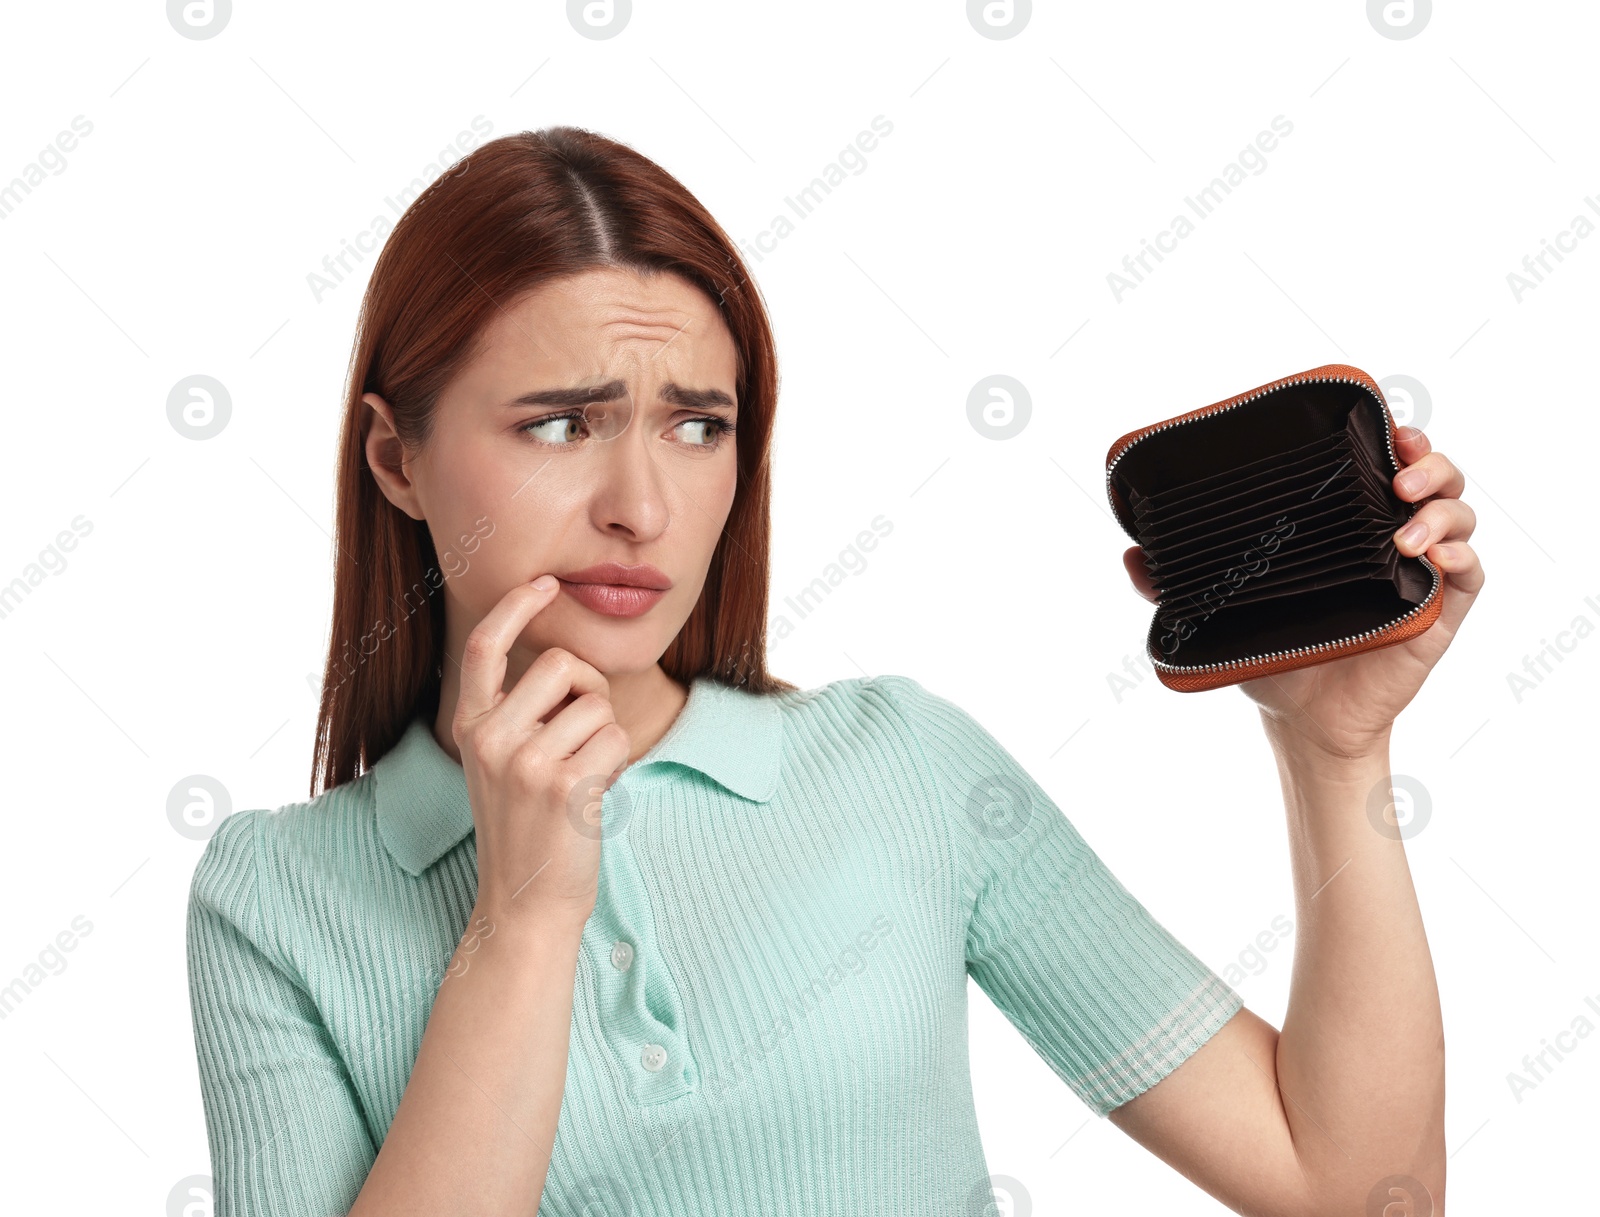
[1105,371,1444,677]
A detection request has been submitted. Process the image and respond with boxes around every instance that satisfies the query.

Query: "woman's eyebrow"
[508,379,734,410]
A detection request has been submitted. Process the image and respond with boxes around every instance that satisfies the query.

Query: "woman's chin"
[534,629,670,678]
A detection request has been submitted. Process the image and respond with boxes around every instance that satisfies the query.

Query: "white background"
[1,1,1594,1213]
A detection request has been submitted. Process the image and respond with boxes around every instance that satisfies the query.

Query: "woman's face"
[364,265,741,679]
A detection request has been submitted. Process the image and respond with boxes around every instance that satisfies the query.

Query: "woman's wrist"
[1260,710,1392,778]
[471,893,592,947]
[433,901,587,996]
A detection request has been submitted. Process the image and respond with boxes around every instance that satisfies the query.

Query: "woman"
[186,127,1478,1216]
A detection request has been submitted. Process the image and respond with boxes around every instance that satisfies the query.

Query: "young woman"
[186,127,1480,1216]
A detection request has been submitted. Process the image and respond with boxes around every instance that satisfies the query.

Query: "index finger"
[455,575,562,723]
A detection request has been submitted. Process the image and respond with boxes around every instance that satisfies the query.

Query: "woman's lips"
[556,579,667,618]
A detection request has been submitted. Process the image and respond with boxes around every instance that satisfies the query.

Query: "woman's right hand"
[452,575,632,932]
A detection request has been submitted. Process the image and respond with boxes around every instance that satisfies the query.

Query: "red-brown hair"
[310,126,796,798]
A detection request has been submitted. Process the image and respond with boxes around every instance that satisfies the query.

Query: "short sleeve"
[186,809,377,1215]
[875,675,1243,1117]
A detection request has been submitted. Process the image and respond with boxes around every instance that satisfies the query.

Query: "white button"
[610,941,634,971]
[640,1043,667,1072]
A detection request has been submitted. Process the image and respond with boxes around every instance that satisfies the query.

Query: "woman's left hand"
[1122,426,1486,760]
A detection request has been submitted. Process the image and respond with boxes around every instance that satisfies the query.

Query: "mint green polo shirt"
[186,673,1242,1215]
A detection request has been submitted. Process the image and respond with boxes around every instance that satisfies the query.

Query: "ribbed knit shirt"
[186,673,1242,1215]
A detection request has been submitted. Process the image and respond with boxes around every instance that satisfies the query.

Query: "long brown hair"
[310,126,796,798]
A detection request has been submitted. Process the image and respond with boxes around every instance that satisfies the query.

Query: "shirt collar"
[373,674,783,877]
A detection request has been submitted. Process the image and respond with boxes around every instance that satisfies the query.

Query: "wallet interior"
[1109,380,1434,668]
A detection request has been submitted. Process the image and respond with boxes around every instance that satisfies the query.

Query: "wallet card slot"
[1147,502,1398,583]
[1139,477,1362,555]
[1134,439,1356,531]
[1136,432,1346,524]
[1152,523,1384,603]
[1139,481,1364,565]
[1152,505,1388,594]
[1157,532,1389,610]
[1341,422,1408,527]
[1210,559,1386,608]
[1323,400,1410,529]
[1164,558,1388,614]
[1135,430,1345,515]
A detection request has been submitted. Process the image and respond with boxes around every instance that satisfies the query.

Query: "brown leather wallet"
[1105,363,1444,692]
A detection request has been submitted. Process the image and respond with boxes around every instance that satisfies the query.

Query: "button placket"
[584,784,698,1104]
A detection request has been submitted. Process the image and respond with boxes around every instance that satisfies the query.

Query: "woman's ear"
[362,392,426,521]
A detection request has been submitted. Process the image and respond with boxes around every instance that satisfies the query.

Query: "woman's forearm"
[1265,721,1447,1206]
[348,903,587,1217]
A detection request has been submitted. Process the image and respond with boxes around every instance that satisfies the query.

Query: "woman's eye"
[518,410,733,450]
[677,418,727,447]
[519,413,586,444]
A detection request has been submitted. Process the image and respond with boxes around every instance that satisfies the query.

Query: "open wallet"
[1105,363,1444,693]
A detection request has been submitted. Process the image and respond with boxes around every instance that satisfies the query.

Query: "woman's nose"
[586,418,671,538]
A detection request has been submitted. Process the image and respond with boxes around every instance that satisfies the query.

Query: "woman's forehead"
[505,266,719,330]
[472,278,735,387]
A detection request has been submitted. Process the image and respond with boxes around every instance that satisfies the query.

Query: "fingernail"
[1397,468,1427,494]
[532,574,558,590]
[1398,520,1426,548]
[1397,426,1420,441]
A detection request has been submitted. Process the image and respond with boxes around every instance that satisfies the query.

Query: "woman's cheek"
[439,547,468,580]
